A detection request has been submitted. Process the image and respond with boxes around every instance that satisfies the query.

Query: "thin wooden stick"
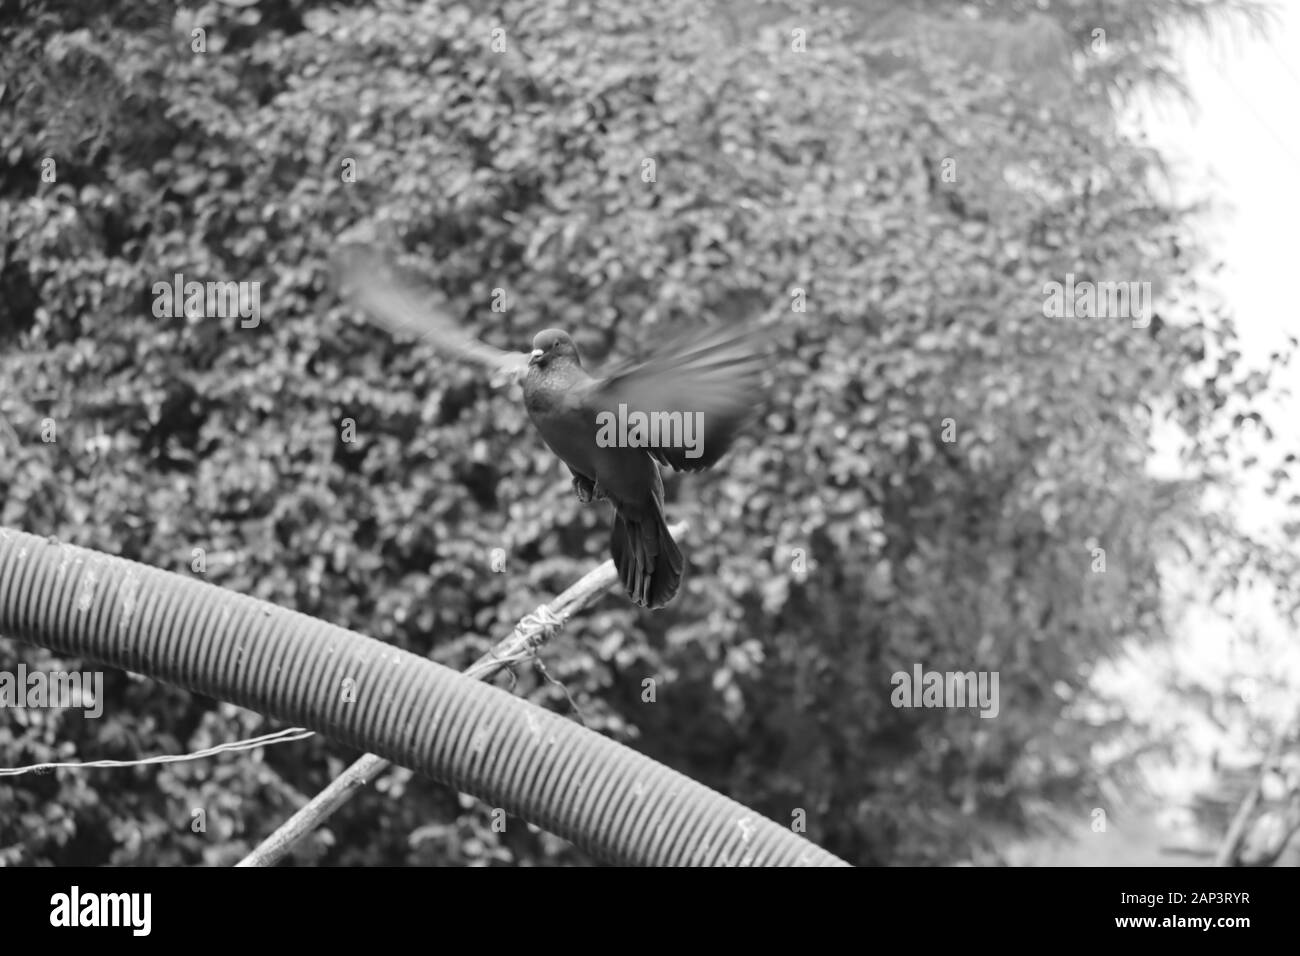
[237,521,688,867]
[1213,706,1299,867]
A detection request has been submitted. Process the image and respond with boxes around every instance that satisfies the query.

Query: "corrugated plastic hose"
[0,528,849,866]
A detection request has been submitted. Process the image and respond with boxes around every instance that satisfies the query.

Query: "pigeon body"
[522,329,683,607]
[338,248,765,608]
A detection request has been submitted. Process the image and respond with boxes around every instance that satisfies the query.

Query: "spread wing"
[584,323,769,471]
[335,245,528,383]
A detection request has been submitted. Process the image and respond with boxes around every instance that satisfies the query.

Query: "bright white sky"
[1013,10,1300,859]
[1104,2,1300,802]
[1160,6,1300,374]
[1144,4,1300,481]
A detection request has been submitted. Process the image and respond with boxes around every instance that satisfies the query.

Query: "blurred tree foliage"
[0,0,1293,865]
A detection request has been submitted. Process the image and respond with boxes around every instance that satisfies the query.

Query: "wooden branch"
[236,521,688,868]
[1213,707,1299,867]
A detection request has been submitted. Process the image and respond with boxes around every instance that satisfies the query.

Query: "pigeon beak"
[528,348,545,365]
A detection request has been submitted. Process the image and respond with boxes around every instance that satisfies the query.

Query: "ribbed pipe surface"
[0,528,848,866]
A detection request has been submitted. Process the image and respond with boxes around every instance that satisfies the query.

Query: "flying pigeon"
[337,248,766,608]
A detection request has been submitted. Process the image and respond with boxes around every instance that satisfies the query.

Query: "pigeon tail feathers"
[610,501,683,609]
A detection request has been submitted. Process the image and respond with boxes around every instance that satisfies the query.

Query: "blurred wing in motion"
[335,245,529,383]
[586,323,770,471]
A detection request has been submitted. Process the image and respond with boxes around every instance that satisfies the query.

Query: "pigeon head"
[529,328,581,369]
